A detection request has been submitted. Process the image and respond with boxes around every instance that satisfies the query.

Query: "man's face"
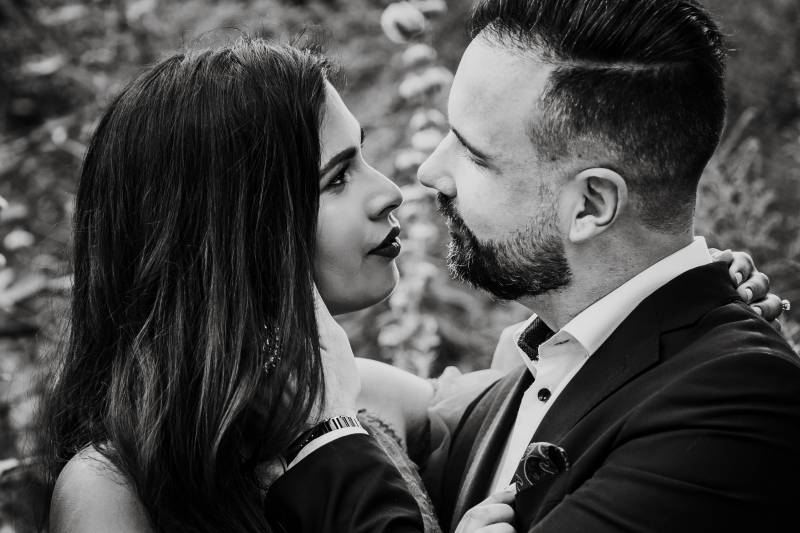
[418,36,573,300]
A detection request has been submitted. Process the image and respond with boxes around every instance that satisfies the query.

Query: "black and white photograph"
[1,0,799,531]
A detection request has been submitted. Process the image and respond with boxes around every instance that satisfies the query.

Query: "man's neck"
[519,233,694,332]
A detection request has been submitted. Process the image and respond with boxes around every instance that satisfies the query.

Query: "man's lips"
[368,226,402,258]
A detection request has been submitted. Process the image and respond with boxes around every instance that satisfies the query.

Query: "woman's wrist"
[285,415,366,465]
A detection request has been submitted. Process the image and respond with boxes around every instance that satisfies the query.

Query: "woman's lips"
[369,227,402,258]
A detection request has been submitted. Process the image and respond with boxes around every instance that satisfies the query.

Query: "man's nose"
[417,148,456,197]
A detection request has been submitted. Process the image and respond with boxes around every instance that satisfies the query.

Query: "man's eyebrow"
[450,126,494,163]
[319,127,366,176]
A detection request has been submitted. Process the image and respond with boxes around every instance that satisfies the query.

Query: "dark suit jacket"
[266,263,800,532]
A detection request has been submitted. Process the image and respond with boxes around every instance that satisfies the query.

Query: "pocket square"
[513,441,570,492]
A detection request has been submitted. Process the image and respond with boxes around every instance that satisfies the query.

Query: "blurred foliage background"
[0,0,798,530]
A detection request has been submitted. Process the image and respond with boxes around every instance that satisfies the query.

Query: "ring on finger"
[781,299,791,312]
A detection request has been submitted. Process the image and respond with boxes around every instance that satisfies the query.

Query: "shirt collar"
[516,237,712,365]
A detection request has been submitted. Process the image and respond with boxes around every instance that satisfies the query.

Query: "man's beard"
[436,193,572,301]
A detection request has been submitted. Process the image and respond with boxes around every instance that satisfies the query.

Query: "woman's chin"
[327,268,399,316]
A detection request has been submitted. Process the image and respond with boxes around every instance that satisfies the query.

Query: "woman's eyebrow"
[320,147,356,176]
[319,128,366,176]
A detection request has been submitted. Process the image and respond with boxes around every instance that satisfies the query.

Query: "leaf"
[0,273,48,308]
[126,0,158,21]
[401,44,438,70]
[37,4,90,25]
[410,127,443,152]
[0,269,14,292]
[0,203,30,224]
[380,2,427,44]
[3,229,35,251]
[21,55,66,77]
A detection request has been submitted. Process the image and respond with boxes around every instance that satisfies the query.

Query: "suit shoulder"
[675,300,799,369]
[50,447,153,533]
[655,303,800,411]
[661,321,800,411]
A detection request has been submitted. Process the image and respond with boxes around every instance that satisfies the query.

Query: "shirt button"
[538,388,551,402]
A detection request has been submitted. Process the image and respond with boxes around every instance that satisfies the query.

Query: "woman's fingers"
[711,249,755,287]
[710,250,784,321]
[729,250,755,286]
[751,292,783,321]
[480,525,516,533]
[711,248,736,280]
[709,247,731,263]
[712,248,771,306]
[312,284,335,348]
[311,283,360,420]
[739,271,769,304]
[313,284,353,356]
[482,486,516,505]
[709,248,767,303]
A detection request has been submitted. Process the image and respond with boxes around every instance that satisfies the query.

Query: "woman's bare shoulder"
[50,446,154,533]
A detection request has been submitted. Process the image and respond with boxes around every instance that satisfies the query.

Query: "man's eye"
[468,153,488,168]
[463,150,489,169]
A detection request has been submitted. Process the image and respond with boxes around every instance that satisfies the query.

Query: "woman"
[40,36,776,533]
[40,36,379,531]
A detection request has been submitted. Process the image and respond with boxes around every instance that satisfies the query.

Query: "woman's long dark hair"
[39,37,332,531]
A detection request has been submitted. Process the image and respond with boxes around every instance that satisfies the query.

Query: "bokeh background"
[1,0,798,529]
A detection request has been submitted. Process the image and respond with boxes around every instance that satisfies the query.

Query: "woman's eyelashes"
[323,133,364,192]
[325,162,351,192]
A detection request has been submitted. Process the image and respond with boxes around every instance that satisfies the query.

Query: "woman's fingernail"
[754,306,763,316]
[734,272,743,285]
[745,287,753,302]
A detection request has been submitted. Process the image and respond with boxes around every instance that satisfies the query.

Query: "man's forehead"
[448,37,553,157]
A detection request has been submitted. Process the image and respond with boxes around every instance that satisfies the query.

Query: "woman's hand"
[455,486,517,533]
[711,249,785,324]
[313,284,361,421]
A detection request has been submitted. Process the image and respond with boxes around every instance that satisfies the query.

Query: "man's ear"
[567,167,628,243]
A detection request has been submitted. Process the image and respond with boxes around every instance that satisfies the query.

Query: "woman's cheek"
[314,202,359,310]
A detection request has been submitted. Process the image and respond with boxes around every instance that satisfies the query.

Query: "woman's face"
[315,83,403,315]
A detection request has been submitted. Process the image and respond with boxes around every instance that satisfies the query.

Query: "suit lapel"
[447,366,532,531]
[532,262,740,445]
[519,262,740,506]
[531,296,661,445]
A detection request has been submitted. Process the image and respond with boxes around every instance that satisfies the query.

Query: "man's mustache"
[435,193,469,234]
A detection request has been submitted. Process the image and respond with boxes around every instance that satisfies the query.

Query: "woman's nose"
[367,168,403,220]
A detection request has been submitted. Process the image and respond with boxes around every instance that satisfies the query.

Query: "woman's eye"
[326,164,350,190]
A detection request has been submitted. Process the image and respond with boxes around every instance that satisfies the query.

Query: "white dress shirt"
[487,237,712,494]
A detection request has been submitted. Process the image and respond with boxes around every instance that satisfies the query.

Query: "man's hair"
[470,0,727,232]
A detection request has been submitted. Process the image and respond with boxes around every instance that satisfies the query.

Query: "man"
[267,0,800,531]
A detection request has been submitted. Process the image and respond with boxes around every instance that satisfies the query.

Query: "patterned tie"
[513,441,570,493]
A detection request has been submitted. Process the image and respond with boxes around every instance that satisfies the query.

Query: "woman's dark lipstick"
[368,226,402,258]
